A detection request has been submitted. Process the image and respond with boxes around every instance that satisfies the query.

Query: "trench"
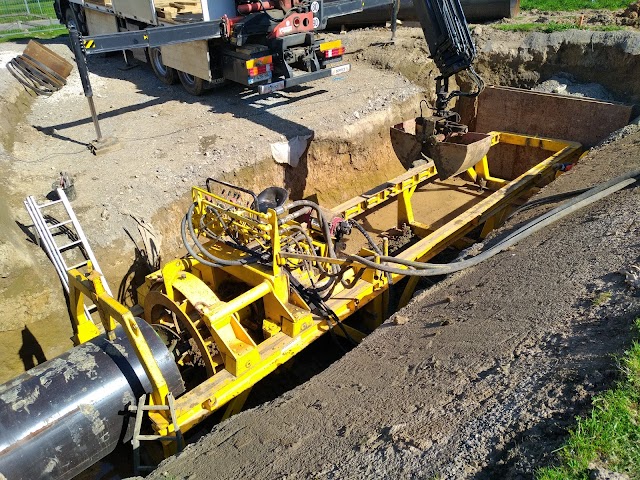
[78,97,615,480]
[0,27,638,480]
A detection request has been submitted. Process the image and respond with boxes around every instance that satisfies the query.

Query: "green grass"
[0,0,63,41]
[537,318,640,480]
[495,21,623,32]
[593,291,613,306]
[0,0,57,21]
[521,0,633,10]
[0,25,67,43]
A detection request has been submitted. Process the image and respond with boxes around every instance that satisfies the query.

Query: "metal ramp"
[24,188,112,322]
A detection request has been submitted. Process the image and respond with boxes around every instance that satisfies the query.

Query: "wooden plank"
[462,85,633,148]
[156,6,178,18]
[161,40,211,80]
[169,1,202,13]
[85,8,119,35]
[23,40,73,79]
[111,0,156,25]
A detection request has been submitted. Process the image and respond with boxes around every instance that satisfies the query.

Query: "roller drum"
[0,320,184,480]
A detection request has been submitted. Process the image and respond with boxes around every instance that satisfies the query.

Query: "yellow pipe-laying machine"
[0,126,581,479]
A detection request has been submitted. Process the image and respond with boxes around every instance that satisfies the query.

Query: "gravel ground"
[532,73,616,101]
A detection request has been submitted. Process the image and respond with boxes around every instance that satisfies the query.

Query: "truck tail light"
[319,40,345,59]
[246,55,273,79]
[247,64,272,77]
[322,47,345,59]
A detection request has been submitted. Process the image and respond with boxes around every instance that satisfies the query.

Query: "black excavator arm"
[412,0,476,79]
[410,0,484,126]
[327,0,484,131]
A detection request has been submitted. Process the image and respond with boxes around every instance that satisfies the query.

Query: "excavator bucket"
[429,132,492,180]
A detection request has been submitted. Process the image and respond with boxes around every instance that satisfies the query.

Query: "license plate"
[258,80,285,94]
[331,64,350,76]
[248,72,272,85]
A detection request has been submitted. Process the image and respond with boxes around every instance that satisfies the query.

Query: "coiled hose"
[181,202,261,267]
[7,54,67,96]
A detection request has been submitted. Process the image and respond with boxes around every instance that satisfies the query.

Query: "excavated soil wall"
[471,29,640,106]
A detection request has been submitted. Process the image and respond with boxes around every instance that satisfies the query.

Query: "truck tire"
[148,47,178,85]
[65,4,87,35]
[177,70,206,96]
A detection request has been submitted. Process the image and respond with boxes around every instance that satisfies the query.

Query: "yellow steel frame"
[68,266,170,406]
[67,131,581,443]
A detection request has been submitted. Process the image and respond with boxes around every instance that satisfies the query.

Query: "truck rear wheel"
[148,47,178,85]
[177,70,206,96]
[64,5,87,35]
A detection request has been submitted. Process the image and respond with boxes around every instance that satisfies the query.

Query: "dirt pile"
[619,1,640,26]
[532,73,616,102]
[495,8,623,28]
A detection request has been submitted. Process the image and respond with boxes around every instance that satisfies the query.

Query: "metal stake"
[68,23,118,154]
[390,0,399,42]
[87,96,103,141]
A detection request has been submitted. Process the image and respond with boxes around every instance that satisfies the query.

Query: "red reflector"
[248,64,271,77]
[323,47,345,59]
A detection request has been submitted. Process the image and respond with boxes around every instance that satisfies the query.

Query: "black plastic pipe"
[0,321,184,480]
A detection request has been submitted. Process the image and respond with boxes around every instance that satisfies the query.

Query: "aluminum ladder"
[24,188,112,321]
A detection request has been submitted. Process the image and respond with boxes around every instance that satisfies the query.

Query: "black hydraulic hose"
[441,66,485,105]
[329,265,366,293]
[288,273,357,348]
[285,200,338,263]
[281,224,331,276]
[182,203,260,267]
[345,169,639,276]
[507,186,591,219]
[278,206,312,225]
[349,220,380,255]
[349,219,393,286]
[181,210,219,267]
[181,207,225,268]
[200,205,229,237]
